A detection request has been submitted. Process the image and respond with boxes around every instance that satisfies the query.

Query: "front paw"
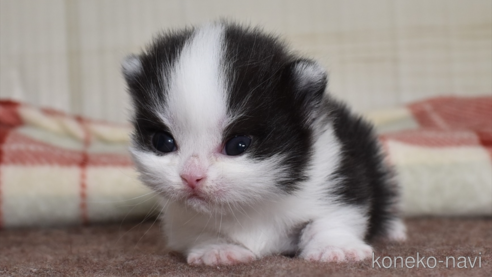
[187,244,256,266]
[300,243,373,263]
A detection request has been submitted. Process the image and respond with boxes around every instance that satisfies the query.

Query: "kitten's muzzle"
[180,156,207,190]
[181,173,205,190]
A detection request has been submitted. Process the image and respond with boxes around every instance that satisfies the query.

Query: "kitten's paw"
[386,219,407,242]
[187,244,256,266]
[301,243,373,263]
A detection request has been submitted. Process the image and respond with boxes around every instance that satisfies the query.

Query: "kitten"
[122,22,405,266]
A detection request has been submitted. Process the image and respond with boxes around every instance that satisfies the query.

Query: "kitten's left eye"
[152,132,177,153]
[224,135,251,156]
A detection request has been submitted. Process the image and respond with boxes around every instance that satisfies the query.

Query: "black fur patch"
[324,96,399,241]
[222,23,325,193]
[125,28,194,153]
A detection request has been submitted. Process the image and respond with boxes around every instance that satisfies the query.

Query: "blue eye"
[152,132,176,153]
[225,136,251,156]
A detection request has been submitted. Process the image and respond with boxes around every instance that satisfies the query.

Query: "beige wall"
[1,0,491,123]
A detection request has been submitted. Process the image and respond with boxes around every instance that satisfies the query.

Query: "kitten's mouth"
[183,192,215,212]
[187,193,206,201]
[180,186,227,208]
[181,189,233,214]
[184,190,210,203]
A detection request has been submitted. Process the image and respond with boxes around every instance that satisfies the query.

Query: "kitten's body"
[123,22,405,266]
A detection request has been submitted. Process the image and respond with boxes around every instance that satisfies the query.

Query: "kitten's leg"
[385,218,407,242]
[299,207,372,262]
[166,225,256,266]
[187,241,256,266]
[163,207,256,266]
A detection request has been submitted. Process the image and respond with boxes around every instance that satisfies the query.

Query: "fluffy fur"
[123,22,405,266]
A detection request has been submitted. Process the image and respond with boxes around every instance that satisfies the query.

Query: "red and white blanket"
[368,96,492,217]
[0,97,491,228]
[0,101,153,228]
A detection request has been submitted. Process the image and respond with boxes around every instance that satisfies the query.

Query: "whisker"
[227,202,243,229]
[87,191,157,205]
[182,210,199,226]
[115,200,160,247]
[193,208,214,245]
[133,200,168,250]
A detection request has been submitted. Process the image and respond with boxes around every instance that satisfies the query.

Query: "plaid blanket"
[368,96,492,217]
[0,97,491,228]
[0,101,155,228]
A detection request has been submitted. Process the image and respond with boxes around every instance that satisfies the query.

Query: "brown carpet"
[1,218,490,277]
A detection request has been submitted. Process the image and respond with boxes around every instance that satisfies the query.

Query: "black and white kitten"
[122,22,405,266]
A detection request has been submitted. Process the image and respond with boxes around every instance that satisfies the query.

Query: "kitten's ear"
[121,54,143,83]
[287,59,327,122]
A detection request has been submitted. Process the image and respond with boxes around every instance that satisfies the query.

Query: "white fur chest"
[162,192,325,257]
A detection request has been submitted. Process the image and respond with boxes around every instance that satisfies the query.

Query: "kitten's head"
[123,23,327,214]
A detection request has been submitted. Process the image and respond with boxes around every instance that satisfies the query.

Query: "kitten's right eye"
[152,132,176,153]
[224,135,251,156]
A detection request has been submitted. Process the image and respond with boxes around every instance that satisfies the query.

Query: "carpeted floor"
[0,218,490,277]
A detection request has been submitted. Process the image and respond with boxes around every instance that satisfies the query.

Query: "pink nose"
[180,173,205,190]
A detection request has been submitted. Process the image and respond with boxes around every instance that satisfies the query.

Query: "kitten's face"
[124,24,327,213]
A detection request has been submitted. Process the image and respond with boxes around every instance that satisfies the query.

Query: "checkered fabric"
[0,100,156,228]
[0,96,491,228]
[367,96,492,216]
